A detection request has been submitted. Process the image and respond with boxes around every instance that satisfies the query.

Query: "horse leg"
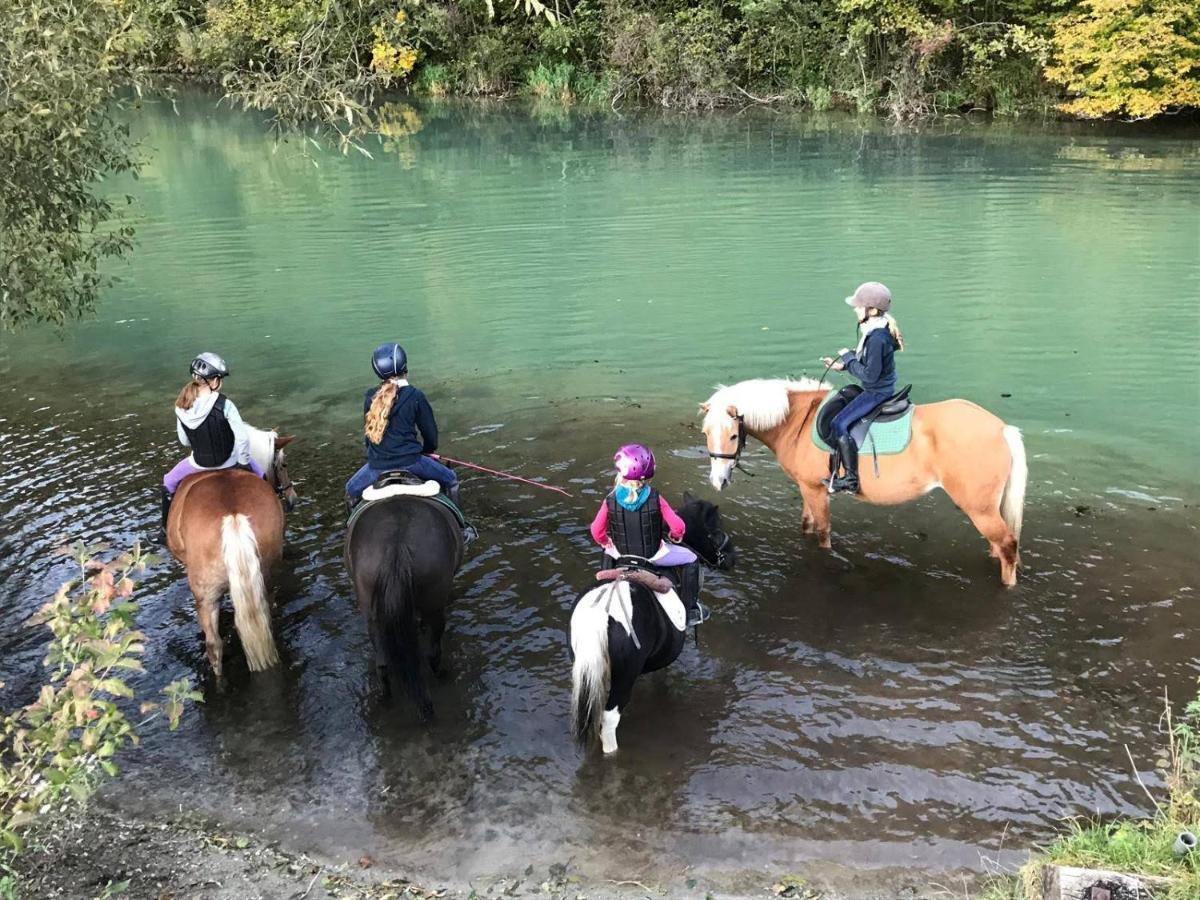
[800,500,815,534]
[601,638,639,755]
[799,482,832,549]
[425,607,447,676]
[957,502,1019,587]
[190,576,224,683]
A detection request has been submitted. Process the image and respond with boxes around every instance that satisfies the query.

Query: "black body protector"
[606,487,663,559]
[183,394,236,468]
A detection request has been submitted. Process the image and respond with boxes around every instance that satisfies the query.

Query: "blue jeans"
[831,390,891,440]
[345,455,459,500]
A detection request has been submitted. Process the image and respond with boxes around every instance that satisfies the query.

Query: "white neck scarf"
[855,315,891,355]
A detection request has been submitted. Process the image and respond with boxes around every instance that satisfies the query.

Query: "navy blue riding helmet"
[371,343,408,380]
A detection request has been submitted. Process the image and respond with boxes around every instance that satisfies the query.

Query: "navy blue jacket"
[364,384,440,470]
[840,327,899,396]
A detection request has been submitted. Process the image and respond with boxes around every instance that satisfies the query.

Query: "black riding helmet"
[372,343,408,380]
[190,352,230,380]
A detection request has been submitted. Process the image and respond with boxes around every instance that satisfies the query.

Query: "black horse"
[346,497,465,719]
[569,493,736,754]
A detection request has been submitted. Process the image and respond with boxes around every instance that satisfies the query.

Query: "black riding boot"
[448,482,462,507]
[160,486,172,541]
[678,563,709,627]
[829,436,860,494]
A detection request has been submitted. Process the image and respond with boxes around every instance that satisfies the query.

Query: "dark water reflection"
[0,99,1198,892]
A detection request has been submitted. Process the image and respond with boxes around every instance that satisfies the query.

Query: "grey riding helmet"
[845,282,892,312]
[190,352,230,380]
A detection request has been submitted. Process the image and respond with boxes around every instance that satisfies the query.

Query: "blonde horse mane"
[702,378,830,431]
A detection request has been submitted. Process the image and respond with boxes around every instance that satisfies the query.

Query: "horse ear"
[725,405,739,419]
[275,435,295,448]
[698,401,710,414]
[682,489,695,504]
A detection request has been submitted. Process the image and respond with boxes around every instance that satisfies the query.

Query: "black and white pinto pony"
[570,494,736,754]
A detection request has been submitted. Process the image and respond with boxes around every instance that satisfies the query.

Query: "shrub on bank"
[0,545,200,892]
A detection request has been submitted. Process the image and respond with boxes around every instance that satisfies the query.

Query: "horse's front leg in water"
[799,482,832,548]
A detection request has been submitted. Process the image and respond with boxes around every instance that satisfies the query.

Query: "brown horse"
[699,379,1027,585]
[166,431,298,679]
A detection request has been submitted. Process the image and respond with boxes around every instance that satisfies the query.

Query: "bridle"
[706,414,755,478]
[271,451,295,499]
[693,527,734,569]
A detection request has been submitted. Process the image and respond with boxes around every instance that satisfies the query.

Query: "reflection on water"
[0,98,1197,891]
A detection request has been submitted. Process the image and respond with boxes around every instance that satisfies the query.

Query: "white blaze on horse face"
[702,416,736,491]
[601,709,621,754]
[709,457,734,491]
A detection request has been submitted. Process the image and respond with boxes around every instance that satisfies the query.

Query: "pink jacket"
[590,495,686,547]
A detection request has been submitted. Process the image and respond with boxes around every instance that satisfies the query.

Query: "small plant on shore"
[1015,681,1200,900]
[0,544,201,858]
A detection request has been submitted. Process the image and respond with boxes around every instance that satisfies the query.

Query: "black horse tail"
[569,590,611,748]
[372,542,432,720]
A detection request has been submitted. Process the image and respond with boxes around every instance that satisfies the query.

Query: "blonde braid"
[364,380,400,445]
[886,314,905,351]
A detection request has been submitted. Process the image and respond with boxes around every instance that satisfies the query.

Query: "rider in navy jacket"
[821,282,905,495]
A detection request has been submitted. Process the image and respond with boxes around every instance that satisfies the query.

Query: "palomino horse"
[166,429,298,680]
[700,379,1027,585]
[570,495,736,754]
[345,495,464,719]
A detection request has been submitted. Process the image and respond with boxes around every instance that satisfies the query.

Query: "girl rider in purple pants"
[161,352,265,528]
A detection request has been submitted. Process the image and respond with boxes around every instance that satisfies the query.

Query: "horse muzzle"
[709,458,734,491]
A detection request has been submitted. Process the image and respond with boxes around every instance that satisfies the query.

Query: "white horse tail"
[221,513,279,671]
[1000,426,1027,548]
[569,591,611,749]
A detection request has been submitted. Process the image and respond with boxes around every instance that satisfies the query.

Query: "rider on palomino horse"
[589,444,709,627]
[345,342,459,511]
[821,282,905,495]
[162,352,266,531]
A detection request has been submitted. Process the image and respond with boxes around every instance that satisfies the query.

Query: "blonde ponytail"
[887,314,905,351]
[365,380,400,445]
[176,377,204,410]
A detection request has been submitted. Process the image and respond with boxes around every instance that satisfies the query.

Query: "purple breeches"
[163,457,266,494]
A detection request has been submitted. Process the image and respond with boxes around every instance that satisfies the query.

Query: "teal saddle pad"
[811,392,915,455]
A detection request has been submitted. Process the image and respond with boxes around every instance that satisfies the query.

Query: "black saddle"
[372,469,428,490]
[816,384,913,450]
[354,469,469,531]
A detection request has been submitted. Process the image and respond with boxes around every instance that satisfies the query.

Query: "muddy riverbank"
[15,798,958,900]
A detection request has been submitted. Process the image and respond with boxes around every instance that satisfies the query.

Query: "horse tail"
[1000,425,1027,547]
[569,590,611,748]
[372,542,431,719]
[220,513,279,671]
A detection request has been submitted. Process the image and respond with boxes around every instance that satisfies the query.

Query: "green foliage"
[1046,0,1200,119]
[0,544,200,860]
[0,0,139,330]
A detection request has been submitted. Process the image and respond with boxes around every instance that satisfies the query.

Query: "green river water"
[0,95,1197,895]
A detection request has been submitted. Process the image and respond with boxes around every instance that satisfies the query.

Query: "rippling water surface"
[0,96,1198,893]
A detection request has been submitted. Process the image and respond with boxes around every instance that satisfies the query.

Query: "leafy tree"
[0,0,141,330]
[1046,0,1200,118]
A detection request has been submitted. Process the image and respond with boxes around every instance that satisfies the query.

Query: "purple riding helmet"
[614,444,656,480]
